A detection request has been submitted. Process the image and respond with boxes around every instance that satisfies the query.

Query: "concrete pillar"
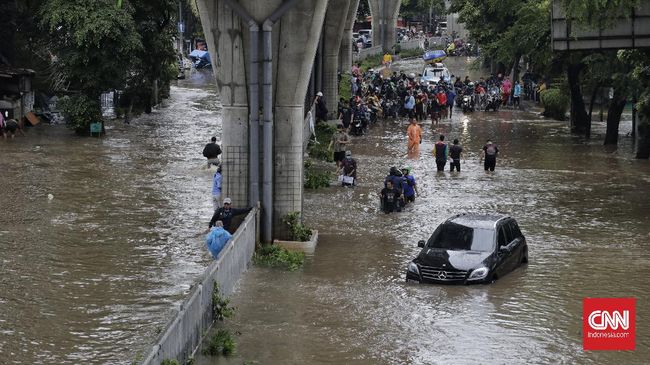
[323,0,352,115]
[196,0,249,207]
[273,0,328,239]
[339,0,360,74]
[197,0,327,239]
[368,0,401,52]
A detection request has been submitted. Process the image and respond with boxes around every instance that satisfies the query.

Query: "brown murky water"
[0,70,221,364]
[1,59,648,364]
[195,58,650,365]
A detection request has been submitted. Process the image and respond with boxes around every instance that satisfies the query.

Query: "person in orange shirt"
[407,118,423,153]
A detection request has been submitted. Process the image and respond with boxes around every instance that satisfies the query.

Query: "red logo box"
[583,297,636,351]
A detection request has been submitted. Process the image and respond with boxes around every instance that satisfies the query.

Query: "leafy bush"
[304,160,331,189]
[283,212,312,241]
[211,282,235,321]
[397,48,424,59]
[161,360,179,365]
[203,329,235,356]
[360,54,384,72]
[339,72,352,102]
[540,89,569,121]
[58,95,103,135]
[254,244,305,271]
[308,123,336,162]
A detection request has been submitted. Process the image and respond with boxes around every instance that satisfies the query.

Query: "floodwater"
[0,58,648,365]
[195,57,650,365]
[0,69,222,364]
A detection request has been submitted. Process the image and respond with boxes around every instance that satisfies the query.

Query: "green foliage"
[308,123,336,162]
[397,48,424,59]
[540,89,569,121]
[560,0,640,29]
[283,212,312,242]
[58,95,103,134]
[359,54,384,73]
[339,72,352,102]
[304,160,331,189]
[254,244,306,271]
[211,282,235,321]
[161,360,179,365]
[450,0,552,75]
[203,329,235,356]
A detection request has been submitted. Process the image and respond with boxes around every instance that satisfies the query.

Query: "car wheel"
[521,249,529,264]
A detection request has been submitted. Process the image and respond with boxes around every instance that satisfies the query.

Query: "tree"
[40,0,142,133]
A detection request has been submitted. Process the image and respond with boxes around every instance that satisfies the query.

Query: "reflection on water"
[195,58,650,365]
[0,70,221,364]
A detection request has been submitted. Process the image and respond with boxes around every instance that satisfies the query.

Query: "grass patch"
[359,54,384,72]
[308,123,336,162]
[254,244,305,271]
[304,160,331,189]
[339,72,352,102]
[397,48,424,59]
[203,329,236,356]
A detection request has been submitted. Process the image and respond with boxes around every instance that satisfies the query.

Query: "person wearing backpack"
[482,139,499,171]
[401,167,418,204]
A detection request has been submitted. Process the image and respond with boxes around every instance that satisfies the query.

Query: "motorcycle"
[350,117,364,136]
[382,99,399,119]
[485,90,501,111]
[461,94,475,113]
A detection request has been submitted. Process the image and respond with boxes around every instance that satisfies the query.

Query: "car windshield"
[427,222,494,251]
[424,69,443,77]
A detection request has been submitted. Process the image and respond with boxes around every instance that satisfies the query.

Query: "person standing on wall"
[209,197,253,233]
[212,165,223,210]
[205,220,232,259]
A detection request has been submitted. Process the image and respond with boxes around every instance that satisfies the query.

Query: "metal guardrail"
[139,208,259,365]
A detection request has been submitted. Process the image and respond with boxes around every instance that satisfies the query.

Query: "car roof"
[446,213,511,230]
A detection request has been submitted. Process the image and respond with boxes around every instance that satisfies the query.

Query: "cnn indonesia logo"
[583,298,636,351]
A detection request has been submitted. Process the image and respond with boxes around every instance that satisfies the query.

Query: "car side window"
[504,220,515,243]
[497,226,508,247]
[509,221,522,238]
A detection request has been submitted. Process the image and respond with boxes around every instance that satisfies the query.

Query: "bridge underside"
[196,0,398,240]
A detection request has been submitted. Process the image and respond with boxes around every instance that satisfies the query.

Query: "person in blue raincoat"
[205,220,232,259]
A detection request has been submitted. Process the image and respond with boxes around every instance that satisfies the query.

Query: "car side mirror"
[418,240,425,248]
[498,246,509,254]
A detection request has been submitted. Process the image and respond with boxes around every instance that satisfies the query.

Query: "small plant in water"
[283,212,312,241]
[203,329,236,356]
[211,282,235,321]
[254,244,305,271]
[161,359,180,365]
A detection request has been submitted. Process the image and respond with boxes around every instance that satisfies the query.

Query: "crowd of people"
[326,61,509,214]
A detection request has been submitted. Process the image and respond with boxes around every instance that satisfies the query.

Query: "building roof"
[0,66,36,78]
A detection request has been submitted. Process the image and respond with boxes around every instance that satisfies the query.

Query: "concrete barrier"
[353,45,382,61]
[139,209,258,365]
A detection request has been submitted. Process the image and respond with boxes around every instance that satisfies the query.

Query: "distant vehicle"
[438,21,448,34]
[420,63,450,85]
[358,29,372,38]
[352,32,360,41]
[406,213,528,284]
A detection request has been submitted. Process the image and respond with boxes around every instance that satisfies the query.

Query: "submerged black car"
[406,213,528,284]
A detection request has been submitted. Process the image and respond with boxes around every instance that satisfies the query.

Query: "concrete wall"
[139,209,258,365]
[353,45,383,61]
